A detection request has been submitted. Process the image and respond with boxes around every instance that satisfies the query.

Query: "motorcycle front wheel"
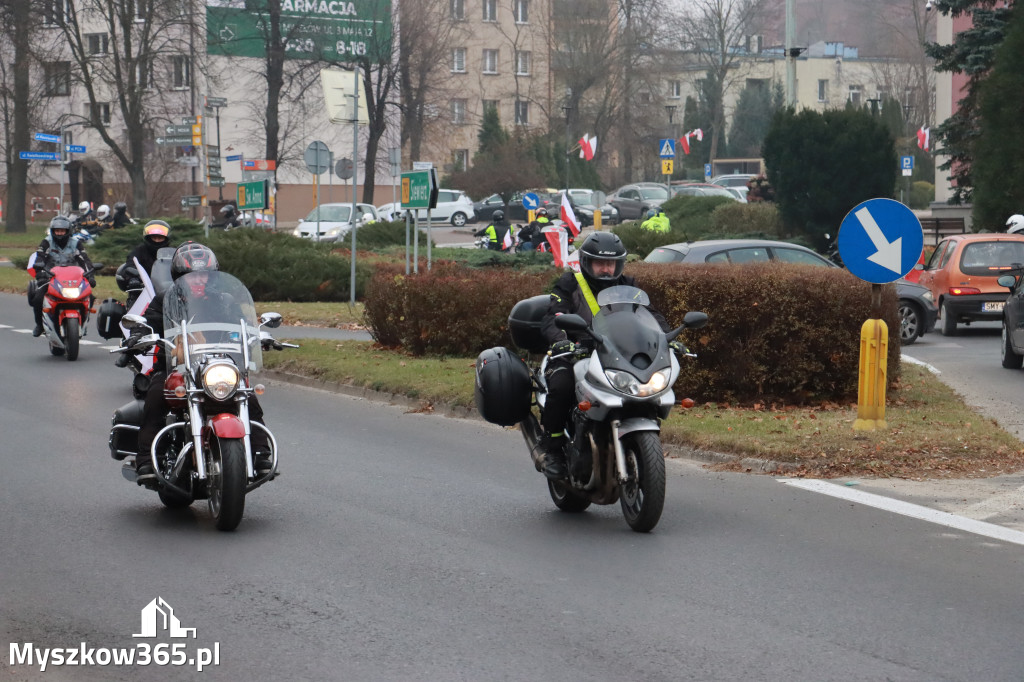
[547,479,591,513]
[206,437,246,531]
[63,318,79,361]
[619,432,666,533]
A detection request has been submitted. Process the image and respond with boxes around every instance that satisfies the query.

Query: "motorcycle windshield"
[591,286,666,380]
[150,247,176,297]
[163,271,262,371]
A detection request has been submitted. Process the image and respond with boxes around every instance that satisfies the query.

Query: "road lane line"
[778,478,1024,546]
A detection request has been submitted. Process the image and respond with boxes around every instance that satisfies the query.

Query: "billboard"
[206,0,392,62]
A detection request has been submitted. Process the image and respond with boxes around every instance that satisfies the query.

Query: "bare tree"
[0,0,37,231]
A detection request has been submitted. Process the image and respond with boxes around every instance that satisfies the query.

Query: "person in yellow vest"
[533,232,671,479]
[640,207,670,233]
[473,210,510,251]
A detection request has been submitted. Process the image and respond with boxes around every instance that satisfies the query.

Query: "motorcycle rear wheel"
[206,437,246,531]
[619,432,666,533]
[547,479,591,513]
[63,318,79,361]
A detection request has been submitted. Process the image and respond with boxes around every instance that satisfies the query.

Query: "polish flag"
[542,226,569,267]
[559,192,581,237]
[578,134,597,161]
[121,257,157,374]
[679,128,704,155]
[502,226,513,250]
[916,126,930,152]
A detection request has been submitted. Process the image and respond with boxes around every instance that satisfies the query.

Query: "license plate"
[983,301,1005,312]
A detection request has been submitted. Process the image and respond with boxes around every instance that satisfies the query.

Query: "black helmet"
[170,242,219,281]
[578,232,627,281]
[537,207,548,217]
[49,215,72,248]
[219,204,236,215]
[113,201,128,214]
[493,210,505,222]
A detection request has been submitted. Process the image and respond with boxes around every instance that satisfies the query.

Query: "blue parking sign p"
[901,156,914,170]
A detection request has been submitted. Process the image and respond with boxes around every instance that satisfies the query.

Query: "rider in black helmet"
[474,209,511,251]
[535,231,669,479]
[30,216,95,336]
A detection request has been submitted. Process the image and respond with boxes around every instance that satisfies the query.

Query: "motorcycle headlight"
[60,285,83,298]
[604,368,671,397]
[202,363,239,400]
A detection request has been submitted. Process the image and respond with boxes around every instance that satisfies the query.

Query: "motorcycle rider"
[125,220,173,281]
[30,216,96,337]
[536,232,670,479]
[518,207,551,251]
[1007,214,1024,234]
[95,204,112,228]
[133,242,271,483]
[214,203,241,229]
[640,208,670,233]
[111,202,135,229]
[474,210,511,251]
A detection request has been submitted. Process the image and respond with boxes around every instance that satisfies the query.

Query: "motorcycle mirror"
[998,275,1016,289]
[121,314,149,331]
[260,312,283,329]
[682,311,709,330]
[91,262,104,270]
[554,314,588,332]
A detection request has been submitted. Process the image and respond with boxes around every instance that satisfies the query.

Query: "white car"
[411,189,476,227]
[376,202,401,222]
[709,174,756,188]
[293,203,379,242]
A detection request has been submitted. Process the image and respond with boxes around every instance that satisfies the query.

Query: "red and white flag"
[502,227,514,251]
[916,125,930,152]
[679,128,704,156]
[121,257,157,374]
[578,133,598,161]
[542,226,569,268]
[559,192,581,237]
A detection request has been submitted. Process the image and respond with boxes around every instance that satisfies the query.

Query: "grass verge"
[264,339,1024,480]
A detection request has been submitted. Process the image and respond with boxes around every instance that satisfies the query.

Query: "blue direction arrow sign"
[19,151,59,161]
[659,138,675,158]
[65,144,86,154]
[34,132,61,143]
[522,192,540,210]
[837,198,924,284]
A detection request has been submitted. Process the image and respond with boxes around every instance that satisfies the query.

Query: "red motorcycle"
[29,262,99,361]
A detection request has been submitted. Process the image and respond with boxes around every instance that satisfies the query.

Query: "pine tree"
[727,82,784,158]
[476,105,509,157]
[924,0,1012,204]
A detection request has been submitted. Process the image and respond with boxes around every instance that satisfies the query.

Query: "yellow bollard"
[854,318,888,431]
[594,210,602,231]
[527,209,535,224]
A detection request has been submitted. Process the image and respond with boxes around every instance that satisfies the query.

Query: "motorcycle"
[475,286,708,533]
[28,256,102,361]
[108,271,297,531]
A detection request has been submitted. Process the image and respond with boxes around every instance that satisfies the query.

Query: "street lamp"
[562,104,573,192]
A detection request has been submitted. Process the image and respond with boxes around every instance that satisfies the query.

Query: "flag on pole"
[916,125,930,152]
[678,129,703,156]
[578,134,598,161]
[542,226,569,268]
[502,226,514,251]
[559,192,581,237]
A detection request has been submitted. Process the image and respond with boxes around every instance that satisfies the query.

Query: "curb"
[262,369,787,473]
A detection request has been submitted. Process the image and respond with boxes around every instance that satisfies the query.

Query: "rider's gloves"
[669,340,687,354]
[124,332,143,348]
[549,339,576,356]
[87,276,97,288]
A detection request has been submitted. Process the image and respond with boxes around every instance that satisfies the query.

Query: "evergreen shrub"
[909,181,935,210]
[710,202,784,237]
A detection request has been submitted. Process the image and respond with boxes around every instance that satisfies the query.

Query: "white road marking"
[901,354,941,374]
[0,324,11,329]
[12,329,31,334]
[779,478,1024,547]
[80,339,101,345]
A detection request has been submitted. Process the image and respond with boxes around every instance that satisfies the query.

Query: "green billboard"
[206,0,392,62]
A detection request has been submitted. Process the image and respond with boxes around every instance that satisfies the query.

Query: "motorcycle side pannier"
[508,295,550,354]
[475,346,532,426]
[96,298,127,339]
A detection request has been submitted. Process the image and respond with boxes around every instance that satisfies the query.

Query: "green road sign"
[237,180,267,210]
[180,195,204,207]
[206,0,393,62]
[400,169,437,209]
[209,177,226,188]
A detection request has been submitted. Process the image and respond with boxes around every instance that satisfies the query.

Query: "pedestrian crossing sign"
[662,159,674,175]
[659,139,675,158]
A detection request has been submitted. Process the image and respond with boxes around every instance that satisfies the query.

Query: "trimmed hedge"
[363,260,901,404]
[709,202,784,238]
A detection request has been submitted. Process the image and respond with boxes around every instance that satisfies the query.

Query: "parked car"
[709,173,756,188]
[670,183,743,201]
[404,188,475,226]
[292,203,379,242]
[915,233,1024,335]
[607,183,670,221]
[473,191,560,223]
[644,239,938,345]
[376,202,401,222]
[565,188,619,226]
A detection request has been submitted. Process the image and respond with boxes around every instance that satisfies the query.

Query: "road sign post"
[237,180,267,210]
[838,198,924,431]
[401,169,438,274]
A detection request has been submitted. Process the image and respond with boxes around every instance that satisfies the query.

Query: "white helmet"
[97,204,110,220]
[1007,214,1024,234]
[78,201,91,212]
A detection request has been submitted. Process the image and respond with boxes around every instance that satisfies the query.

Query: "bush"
[909,181,934,210]
[633,261,901,404]
[710,202,784,238]
[613,221,684,259]
[364,262,556,355]
[662,195,736,238]
[355,219,435,250]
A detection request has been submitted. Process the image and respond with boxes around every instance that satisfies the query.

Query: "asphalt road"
[1,292,1023,681]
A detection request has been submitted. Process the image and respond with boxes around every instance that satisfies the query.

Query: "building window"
[514,0,528,23]
[483,0,496,21]
[451,99,466,124]
[848,84,862,106]
[453,149,469,171]
[173,55,190,89]
[452,47,466,73]
[43,0,70,25]
[43,62,71,96]
[515,51,530,76]
[668,80,681,99]
[136,57,154,89]
[450,0,464,20]
[639,91,651,104]
[483,49,498,75]
[86,102,112,125]
[86,33,109,55]
[515,100,529,125]
[817,79,828,102]
[482,99,498,116]
[135,0,150,21]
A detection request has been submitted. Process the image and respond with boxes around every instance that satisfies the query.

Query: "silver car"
[293,203,379,242]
